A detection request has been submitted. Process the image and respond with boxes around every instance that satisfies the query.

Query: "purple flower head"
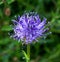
[11,12,49,44]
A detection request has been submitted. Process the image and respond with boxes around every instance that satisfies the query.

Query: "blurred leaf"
[6,0,15,4]
[0,1,3,5]
[1,25,12,31]
[2,55,9,62]
[0,10,3,18]
[39,44,60,62]
[0,0,15,5]
[0,37,11,44]
[51,20,60,33]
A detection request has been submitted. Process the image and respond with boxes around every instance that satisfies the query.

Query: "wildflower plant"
[11,12,50,62]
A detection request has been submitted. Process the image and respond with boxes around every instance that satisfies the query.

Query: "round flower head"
[11,12,49,44]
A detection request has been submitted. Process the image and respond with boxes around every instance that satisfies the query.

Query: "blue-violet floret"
[11,12,49,44]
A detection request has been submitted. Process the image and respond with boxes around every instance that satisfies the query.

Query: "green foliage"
[0,0,60,62]
[0,0,15,5]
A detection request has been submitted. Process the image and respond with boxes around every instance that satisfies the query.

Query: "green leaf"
[0,0,15,5]
[22,50,29,60]
[0,37,11,45]
[1,25,12,31]
[0,1,3,5]
[6,0,15,4]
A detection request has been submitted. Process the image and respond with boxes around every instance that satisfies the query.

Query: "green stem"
[27,44,30,62]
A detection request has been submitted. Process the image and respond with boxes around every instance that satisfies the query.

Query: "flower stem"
[27,44,30,62]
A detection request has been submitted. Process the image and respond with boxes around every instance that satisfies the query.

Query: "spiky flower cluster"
[12,12,49,44]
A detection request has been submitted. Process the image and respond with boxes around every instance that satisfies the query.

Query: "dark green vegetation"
[0,0,60,62]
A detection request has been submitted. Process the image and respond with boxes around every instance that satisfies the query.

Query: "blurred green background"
[0,0,60,62]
